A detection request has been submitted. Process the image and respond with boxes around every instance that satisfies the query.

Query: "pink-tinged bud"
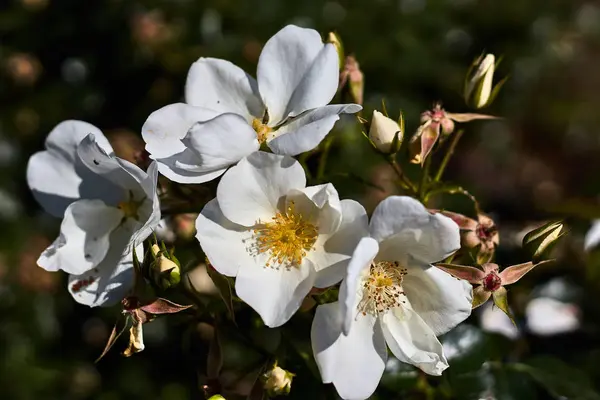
[339,55,364,105]
[440,116,455,135]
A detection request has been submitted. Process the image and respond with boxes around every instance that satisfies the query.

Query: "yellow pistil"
[252,118,273,144]
[252,201,318,269]
[118,197,142,220]
[358,261,407,316]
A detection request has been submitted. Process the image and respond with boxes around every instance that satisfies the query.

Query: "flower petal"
[372,196,460,264]
[381,308,448,376]
[142,103,219,159]
[585,220,600,251]
[153,149,227,184]
[38,199,123,275]
[402,265,473,336]
[499,260,552,286]
[195,198,249,277]
[68,243,142,307]
[182,113,260,171]
[185,57,264,119]
[235,257,316,327]
[257,25,339,124]
[26,120,113,217]
[311,302,386,400]
[216,151,306,226]
[267,104,361,156]
[313,200,369,288]
[339,237,379,335]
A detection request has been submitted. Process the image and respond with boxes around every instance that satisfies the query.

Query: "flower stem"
[316,136,334,182]
[389,158,417,194]
[434,129,464,183]
[418,156,431,203]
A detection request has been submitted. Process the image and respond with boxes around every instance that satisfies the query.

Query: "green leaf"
[206,264,236,323]
[511,356,600,400]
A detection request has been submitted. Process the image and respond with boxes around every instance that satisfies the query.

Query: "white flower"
[584,219,600,251]
[142,24,361,183]
[195,151,368,327]
[26,120,161,306]
[310,196,472,400]
[526,297,580,336]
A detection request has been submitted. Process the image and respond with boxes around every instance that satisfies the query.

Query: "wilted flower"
[195,151,368,327]
[263,363,294,396]
[142,25,361,183]
[464,53,506,109]
[437,210,499,264]
[436,261,552,322]
[339,55,364,105]
[409,103,497,165]
[26,121,161,306]
[311,196,472,400]
[367,110,403,154]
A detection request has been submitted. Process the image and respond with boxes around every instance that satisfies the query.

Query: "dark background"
[3,0,600,398]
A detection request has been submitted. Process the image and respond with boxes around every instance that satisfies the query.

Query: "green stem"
[316,136,334,182]
[389,158,417,194]
[418,156,431,203]
[434,129,464,182]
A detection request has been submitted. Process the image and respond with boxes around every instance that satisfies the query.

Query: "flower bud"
[151,244,181,289]
[368,110,403,154]
[522,220,565,261]
[339,55,364,105]
[262,363,294,396]
[464,53,501,109]
[327,32,344,69]
[207,396,226,400]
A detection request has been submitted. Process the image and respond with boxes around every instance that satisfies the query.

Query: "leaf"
[206,263,236,323]
[95,315,129,363]
[473,286,492,308]
[492,287,515,325]
[207,326,223,380]
[139,297,193,315]
[512,357,600,400]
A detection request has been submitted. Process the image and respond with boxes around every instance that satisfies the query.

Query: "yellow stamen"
[358,261,407,316]
[251,201,318,269]
[252,118,273,144]
[118,198,142,220]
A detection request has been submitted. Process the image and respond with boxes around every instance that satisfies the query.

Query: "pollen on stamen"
[358,261,407,316]
[252,118,273,144]
[249,201,318,270]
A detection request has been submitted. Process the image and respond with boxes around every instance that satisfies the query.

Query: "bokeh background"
[3,0,600,398]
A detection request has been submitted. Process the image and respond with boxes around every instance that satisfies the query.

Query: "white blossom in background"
[142,24,361,183]
[311,196,472,400]
[26,121,160,306]
[479,302,520,340]
[584,219,600,251]
[195,151,368,327]
[526,297,580,336]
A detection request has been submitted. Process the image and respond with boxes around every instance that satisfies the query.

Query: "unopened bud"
[327,32,344,68]
[464,53,503,109]
[368,110,403,154]
[207,396,226,400]
[151,244,181,289]
[263,363,294,396]
[340,55,364,105]
[522,220,565,261]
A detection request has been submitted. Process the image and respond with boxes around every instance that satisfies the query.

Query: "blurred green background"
[3,0,600,398]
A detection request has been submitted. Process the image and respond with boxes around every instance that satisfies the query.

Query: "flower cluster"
[26,25,557,400]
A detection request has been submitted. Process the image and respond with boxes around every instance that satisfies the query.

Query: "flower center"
[476,223,496,241]
[118,193,143,220]
[358,261,407,316]
[482,272,502,292]
[252,118,273,144]
[252,201,318,269]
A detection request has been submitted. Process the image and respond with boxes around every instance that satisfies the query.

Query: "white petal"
[480,302,520,339]
[216,151,306,226]
[26,120,112,217]
[77,134,144,195]
[154,149,227,184]
[129,166,161,249]
[403,265,472,336]
[185,57,264,119]
[585,220,600,251]
[257,25,339,124]
[371,196,460,264]
[268,104,361,156]
[142,103,219,159]
[312,200,369,288]
[195,198,249,277]
[68,243,142,307]
[235,257,316,327]
[182,113,260,170]
[38,199,123,275]
[339,237,379,335]
[311,302,386,400]
[526,297,580,336]
[381,308,448,376]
